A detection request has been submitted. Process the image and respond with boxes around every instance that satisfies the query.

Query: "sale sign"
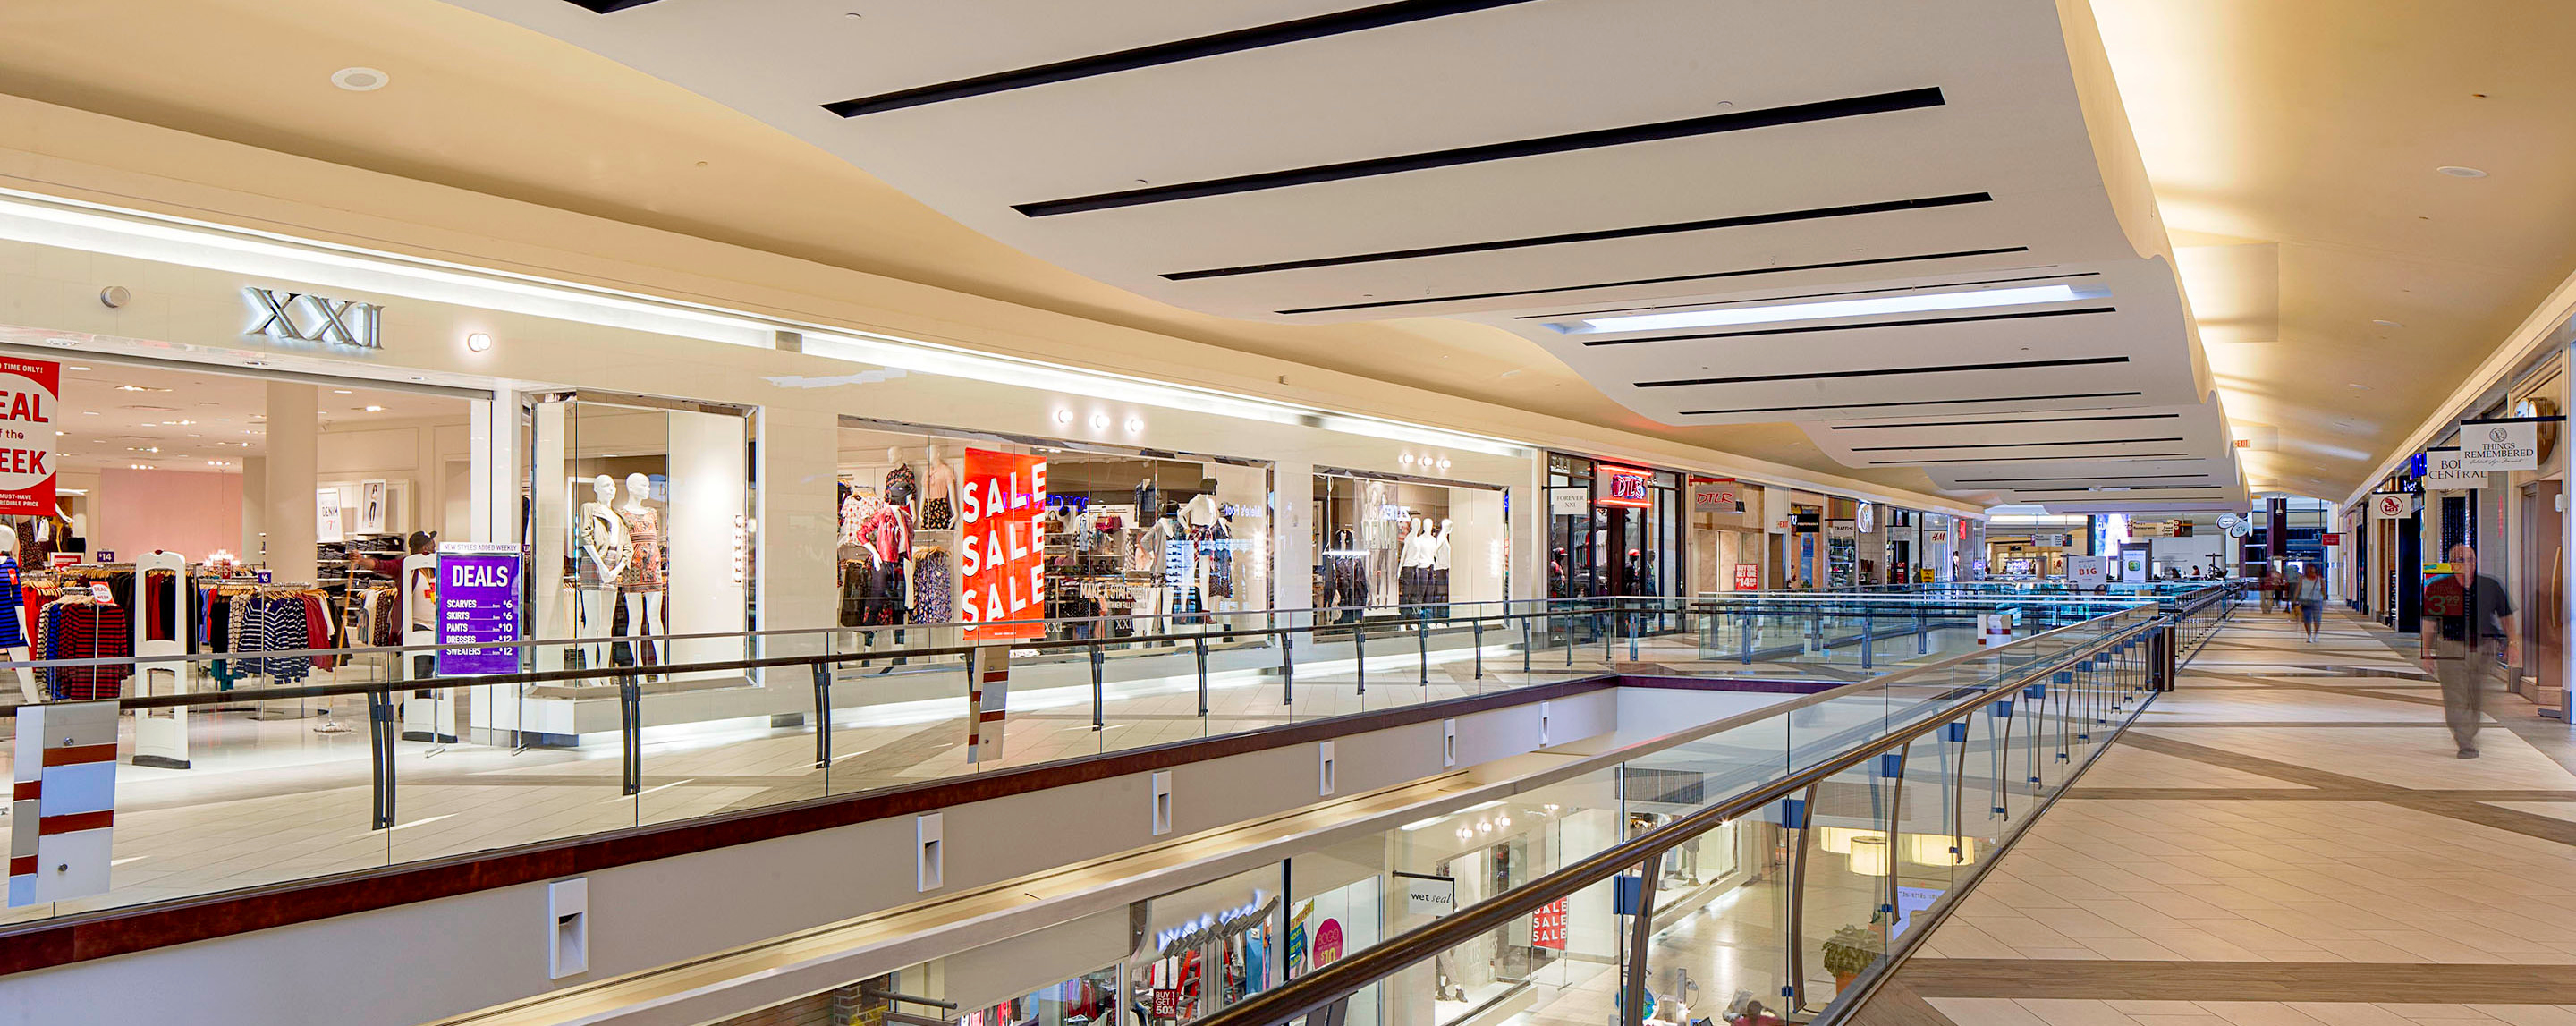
[1530,897,1569,950]
[961,448,1047,639]
[1733,563,1761,590]
[0,356,57,517]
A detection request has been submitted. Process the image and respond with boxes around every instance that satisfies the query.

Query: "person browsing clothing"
[2419,543,2516,759]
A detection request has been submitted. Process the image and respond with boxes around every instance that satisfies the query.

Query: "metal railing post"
[367,691,395,830]
[1354,625,1367,694]
[1418,618,1430,685]
[1280,631,1295,707]
[1621,860,1663,1026]
[1862,610,1875,671]
[618,675,643,797]
[1090,644,1106,730]
[1471,620,1484,681]
[1195,636,1211,717]
[810,662,833,769]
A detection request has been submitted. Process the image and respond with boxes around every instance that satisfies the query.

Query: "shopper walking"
[2294,564,2326,641]
[2258,567,2277,615]
[2420,543,2517,759]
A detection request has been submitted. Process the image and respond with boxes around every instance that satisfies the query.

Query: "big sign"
[0,357,57,517]
[960,448,1047,639]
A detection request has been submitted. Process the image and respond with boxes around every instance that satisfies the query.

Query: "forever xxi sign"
[243,287,383,349]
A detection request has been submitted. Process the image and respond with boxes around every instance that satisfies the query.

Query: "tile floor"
[1856,610,2576,1026]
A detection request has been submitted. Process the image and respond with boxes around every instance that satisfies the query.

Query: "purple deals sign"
[435,546,522,676]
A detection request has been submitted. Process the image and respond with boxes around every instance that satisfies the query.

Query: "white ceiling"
[453,0,2244,513]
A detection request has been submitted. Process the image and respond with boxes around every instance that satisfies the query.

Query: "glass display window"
[1311,469,1505,622]
[838,417,1271,649]
[527,391,755,684]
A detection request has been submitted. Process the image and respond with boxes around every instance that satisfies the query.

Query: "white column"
[263,382,317,584]
[239,454,267,562]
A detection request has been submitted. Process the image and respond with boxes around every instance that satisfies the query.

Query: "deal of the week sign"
[0,356,58,517]
[960,448,1046,640]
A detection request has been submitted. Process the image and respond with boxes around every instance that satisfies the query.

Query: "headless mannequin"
[0,525,31,702]
[919,444,957,530]
[621,471,665,649]
[577,475,629,666]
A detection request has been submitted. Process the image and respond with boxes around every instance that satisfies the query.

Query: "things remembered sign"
[2459,419,2540,471]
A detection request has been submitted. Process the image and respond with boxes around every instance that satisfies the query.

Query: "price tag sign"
[435,548,521,676]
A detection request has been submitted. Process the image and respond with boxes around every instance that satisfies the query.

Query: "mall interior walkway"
[1853,611,2576,1026]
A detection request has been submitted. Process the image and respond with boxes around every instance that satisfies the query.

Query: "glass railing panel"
[1799,758,1898,1019]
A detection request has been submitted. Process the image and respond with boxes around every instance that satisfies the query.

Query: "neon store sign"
[1595,465,1654,509]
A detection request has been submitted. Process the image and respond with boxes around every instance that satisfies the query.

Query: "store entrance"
[2522,480,2563,699]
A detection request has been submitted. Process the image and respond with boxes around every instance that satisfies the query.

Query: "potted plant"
[1820,924,1885,991]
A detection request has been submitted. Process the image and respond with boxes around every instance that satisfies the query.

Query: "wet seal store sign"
[0,356,57,517]
[961,448,1046,639]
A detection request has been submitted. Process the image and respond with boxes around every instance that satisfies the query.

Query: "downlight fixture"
[1553,284,2099,335]
[2436,165,2488,178]
[332,67,390,92]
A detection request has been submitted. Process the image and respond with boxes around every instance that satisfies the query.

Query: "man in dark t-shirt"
[2419,544,2518,758]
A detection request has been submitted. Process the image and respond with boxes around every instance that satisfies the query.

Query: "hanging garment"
[911,549,953,623]
[42,601,133,700]
[0,559,22,649]
[620,506,666,592]
[884,463,919,511]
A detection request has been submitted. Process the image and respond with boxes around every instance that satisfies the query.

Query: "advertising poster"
[1733,563,1761,590]
[960,448,1047,639]
[1312,919,1344,966]
[0,356,58,518]
[434,546,522,675]
[1531,897,1569,949]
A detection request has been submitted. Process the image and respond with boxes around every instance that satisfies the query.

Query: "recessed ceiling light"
[1557,283,2100,335]
[44,339,78,348]
[333,389,352,394]
[2436,165,2487,178]
[67,366,89,371]
[2371,319,2402,327]
[361,405,385,412]
[331,67,389,92]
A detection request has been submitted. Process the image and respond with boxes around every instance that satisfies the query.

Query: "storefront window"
[838,417,1271,648]
[1137,865,1284,1025]
[1544,455,1679,598]
[528,391,753,681]
[960,966,1123,1026]
[1312,469,1505,621]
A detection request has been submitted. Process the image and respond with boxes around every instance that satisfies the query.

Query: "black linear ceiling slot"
[558,0,666,11]
[825,0,1541,117]
[1165,191,1992,281]
[1522,270,2097,321]
[1872,453,2194,465]
[1831,413,2180,430]
[1018,87,1946,217]
[1636,355,2125,389]
[1953,473,2213,485]
[1582,306,2114,347]
[2012,485,2228,494]
[1275,247,2030,315]
[1677,391,2143,416]
[1849,437,2186,453]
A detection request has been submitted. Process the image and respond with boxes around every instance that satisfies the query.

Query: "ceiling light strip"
[1274,246,2032,316]
[1677,391,2144,416]
[1578,306,2117,346]
[1827,412,2178,430]
[825,0,1544,118]
[1849,437,2186,452]
[1016,88,1945,216]
[1636,355,2128,388]
[1521,270,2100,321]
[1163,192,1992,281]
[1874,453,2195,465]
[0,187,1530,458]
[1562,284,2096,335]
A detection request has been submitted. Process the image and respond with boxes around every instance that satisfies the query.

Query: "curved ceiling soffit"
[452,0,2206,458]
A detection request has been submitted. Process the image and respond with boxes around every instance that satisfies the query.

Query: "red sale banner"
[961,448,1047,639]
[1530,897,1568,950]
[0,356,57,518]
[1733,563,1761,590]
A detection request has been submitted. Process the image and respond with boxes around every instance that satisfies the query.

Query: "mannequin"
[619,471,666,666]
[577,475,630,667]
[885,446,919,514]
[1325,529,1368,621]
[0,524,31,702]
[1429,518,1453,613]
[919,444,958,530]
